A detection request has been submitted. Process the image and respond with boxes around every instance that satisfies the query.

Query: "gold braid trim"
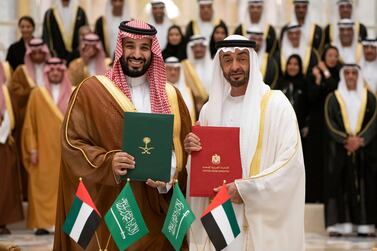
[249,90,274,177]
[324,93,347,138]
[39,87,64,122]
[165,84,184,173]
[358,92,377,136]
[354,88,368,134]
[64,76,127,168]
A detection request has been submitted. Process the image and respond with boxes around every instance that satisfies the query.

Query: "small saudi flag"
[200,185,240,251]
[104,181,149,250]
[63,179,101,250]
[162,183,195,251]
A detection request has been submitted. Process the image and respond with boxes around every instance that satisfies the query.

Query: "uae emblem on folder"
[212,154,221,165]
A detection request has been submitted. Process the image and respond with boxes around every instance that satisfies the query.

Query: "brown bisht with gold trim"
[0,85,24,228]
[53,76,191,250]
[54,19,192,250]
[21,86,65,229]
[10,64,41,201]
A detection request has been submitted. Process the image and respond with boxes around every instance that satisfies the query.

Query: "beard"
[223,69,249,87]
[120,55,152,78]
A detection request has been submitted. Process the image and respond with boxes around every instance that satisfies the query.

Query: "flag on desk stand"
[104,179,149,250]
[63,178,101,249]
[200,184,240,251]
[162,181,195,251]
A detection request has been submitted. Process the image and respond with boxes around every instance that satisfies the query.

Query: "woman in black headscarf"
[209,22,228,58]
[278,54,309,132]
[162,25,187,61]
[6,16,35,71]
[310,45,342,96]
[305,45,342,203]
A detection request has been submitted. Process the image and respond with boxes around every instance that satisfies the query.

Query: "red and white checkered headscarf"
[24,38,51,83]
[43,57,72,114]
[105,19,170,114]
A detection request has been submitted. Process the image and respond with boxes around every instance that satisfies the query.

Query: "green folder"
[122,112,174,182]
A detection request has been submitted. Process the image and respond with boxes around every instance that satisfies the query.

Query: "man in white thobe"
[333,19,362,64]
[280,23,319,76]
[147,0,173,49]
[184,35,305,251]
[95,0,131,57]
[186,35,213,92]
[185,0,226,44]
[360,38,377,94]
[165,56,196,123]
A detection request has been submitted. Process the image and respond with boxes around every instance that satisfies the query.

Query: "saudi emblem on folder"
[139,137,154,155]
[122,112,174,182]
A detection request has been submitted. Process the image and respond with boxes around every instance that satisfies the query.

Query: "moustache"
[230,69,244,75]
[126,56,146,63]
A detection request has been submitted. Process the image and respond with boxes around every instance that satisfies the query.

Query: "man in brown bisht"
[10,38,51,200]
[0,60,12,85]
[11,38,51,120]
[0,77,24,235]
[22,57,72,235]
[53,20,191,251]
[68,33,111,86]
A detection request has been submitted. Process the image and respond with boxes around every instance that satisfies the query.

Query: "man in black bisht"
[324,64,377,237]
[42,0,88,63]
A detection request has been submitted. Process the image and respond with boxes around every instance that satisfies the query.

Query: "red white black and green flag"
[200,185,240,251]
[63,179,101,250]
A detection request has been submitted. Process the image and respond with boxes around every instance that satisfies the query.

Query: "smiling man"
[147,0,173,49]
[324,64,377,237]
[185,35,305,250]
[333,19,363,64]
[279,23,319,77]
[234,0,278,56]
[280,0,323,52]
[53,20,191,250]
[360,38,377,93]
[324,0,368,46]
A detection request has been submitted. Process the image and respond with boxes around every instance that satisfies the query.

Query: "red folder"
[190,126,242,197]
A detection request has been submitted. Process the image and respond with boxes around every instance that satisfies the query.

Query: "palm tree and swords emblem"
[139,137,155,154]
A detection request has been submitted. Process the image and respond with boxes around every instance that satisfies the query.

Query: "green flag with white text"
[104,182,148,250]
[162,184,195,251]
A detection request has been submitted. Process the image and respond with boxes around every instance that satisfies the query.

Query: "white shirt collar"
[50,83,61,104]
[125,74,151,113]
[126,74,148,88]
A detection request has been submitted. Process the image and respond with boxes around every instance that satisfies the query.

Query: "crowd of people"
[0,0,377,246]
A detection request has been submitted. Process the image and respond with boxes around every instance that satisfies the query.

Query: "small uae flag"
[200,185,240,251]
[63,179,101,250]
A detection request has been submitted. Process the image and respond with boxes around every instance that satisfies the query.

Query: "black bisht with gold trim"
[122,112,174,182]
